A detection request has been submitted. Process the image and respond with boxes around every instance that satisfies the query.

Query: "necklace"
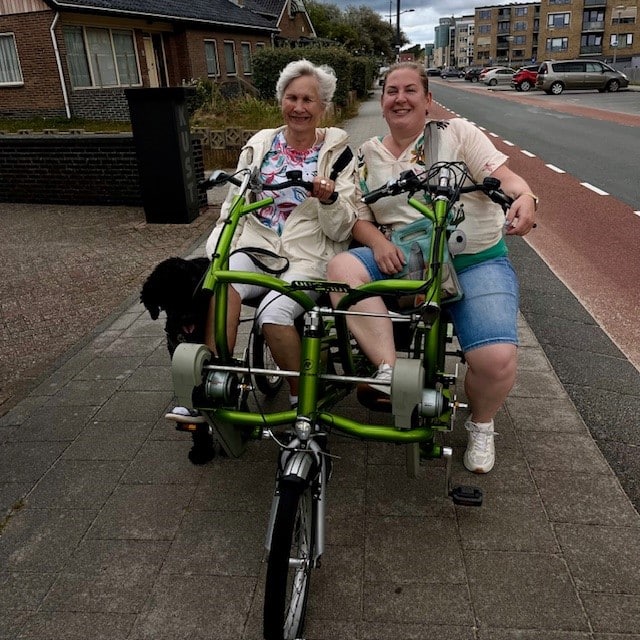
[284,128,320,151]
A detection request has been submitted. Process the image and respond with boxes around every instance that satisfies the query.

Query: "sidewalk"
[1,97,639,640]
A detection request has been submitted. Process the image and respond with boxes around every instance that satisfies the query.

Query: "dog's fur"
[140,257,211,356]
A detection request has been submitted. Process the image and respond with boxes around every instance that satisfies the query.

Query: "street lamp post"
[505,35,514,67]
[613,5,625,65]
[394,1,415,59]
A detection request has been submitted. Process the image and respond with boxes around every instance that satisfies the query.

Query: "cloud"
[313,0,514,47]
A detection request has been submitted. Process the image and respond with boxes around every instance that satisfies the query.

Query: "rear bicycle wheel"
[264,481,315,640]
[252,331,284,397]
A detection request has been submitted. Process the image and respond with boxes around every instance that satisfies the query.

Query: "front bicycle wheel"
[264,481,315,640]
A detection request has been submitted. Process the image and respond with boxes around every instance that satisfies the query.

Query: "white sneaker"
[463,419,495,473]
[369,363,393,395]
[165,406,206,424]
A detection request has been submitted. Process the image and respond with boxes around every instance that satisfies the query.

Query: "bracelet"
[517,192,539,211]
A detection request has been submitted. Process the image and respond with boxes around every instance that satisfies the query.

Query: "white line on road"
[633,211,640,217]
[489,132,499,137]
[581,182,609,196]
[521,150,536,157]
[502,140,515,146]
[546,164,566,173]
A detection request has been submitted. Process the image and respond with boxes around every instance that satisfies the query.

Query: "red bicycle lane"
[428,99,640,371]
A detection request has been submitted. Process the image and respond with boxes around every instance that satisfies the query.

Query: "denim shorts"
[350,247,519,353]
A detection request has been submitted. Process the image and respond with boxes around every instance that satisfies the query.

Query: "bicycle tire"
[252,332,284,397]
[264,481,315,640]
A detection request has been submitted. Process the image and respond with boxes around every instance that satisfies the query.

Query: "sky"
[315,0,515,47]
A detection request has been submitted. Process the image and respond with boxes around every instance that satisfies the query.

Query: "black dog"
[140,257,211,356]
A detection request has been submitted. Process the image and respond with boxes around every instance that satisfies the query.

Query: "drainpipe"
[50,12,72,119]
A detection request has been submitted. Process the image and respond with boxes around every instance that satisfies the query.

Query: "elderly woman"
[166,59,356,421]
[327,61,537,474]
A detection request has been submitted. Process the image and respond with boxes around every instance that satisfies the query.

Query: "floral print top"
[256,131,321,236]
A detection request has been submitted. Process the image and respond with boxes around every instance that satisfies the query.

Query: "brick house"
[0,0,317,120]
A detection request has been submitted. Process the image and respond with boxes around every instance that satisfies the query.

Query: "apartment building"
[440,0,638,69]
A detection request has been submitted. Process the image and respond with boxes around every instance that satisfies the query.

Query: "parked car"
[478,66,498,83]
[511,65,539,92]
[535,59,629,95]
[426,67,442,77]
[465,66,494,82]
[441,67,465,79]
[482,67,516,86]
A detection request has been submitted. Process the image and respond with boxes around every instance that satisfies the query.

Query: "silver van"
[535,59,629,95]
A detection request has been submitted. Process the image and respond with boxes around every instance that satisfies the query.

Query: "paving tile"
[505,395,588,434]
[362,581,473,626]
[129,574,255,640]
[596,440,640,512]
[121,439,207,485]
[61,420,151,460]
[72,355,140,381]
[8,403,99,442]
[519,432,612,474]
[0,608,32,637]
[100,335,164,358]
[465,551,589,631]
[0,508,98,571]
[517,345,554,372]
[118,365,173,391]
[365,515,465,583]
[456,492,558,552]
[45,378,124,407]
[0,571,57,610]
[0,395,47,427]
[42,540,170,614]
[534,470,640,526]
[509,370,567,399]
[554,523,640,594]
[359,622,474,639]
[91,390,169,423]
[0,441,68,483]
[0,482,31,516]
[26,459,127,509]
[477,630,591,639]
[87,484,194,541]
[161,509,265,576]
[16,611,136,640]
[365,464,455,518]
[582,592,640,634]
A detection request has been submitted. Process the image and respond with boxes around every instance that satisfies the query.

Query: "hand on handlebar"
[312,176,338,204]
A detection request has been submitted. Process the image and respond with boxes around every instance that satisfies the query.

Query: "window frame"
[0,32,24,86]
[204,39,220,77]
[223,40,237,76]
[240,41,252,76]
[63,25,141,89]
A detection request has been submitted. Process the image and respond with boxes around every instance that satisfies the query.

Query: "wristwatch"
[518,192,539,211]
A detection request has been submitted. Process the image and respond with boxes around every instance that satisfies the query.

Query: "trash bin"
[125,87,199,224]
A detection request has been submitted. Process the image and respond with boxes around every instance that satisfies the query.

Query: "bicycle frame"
[169,163,508,640]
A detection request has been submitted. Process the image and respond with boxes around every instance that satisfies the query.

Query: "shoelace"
[466,425,498,454]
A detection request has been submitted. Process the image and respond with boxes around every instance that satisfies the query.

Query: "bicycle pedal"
[450,485,483,507]
[174,422,199,433]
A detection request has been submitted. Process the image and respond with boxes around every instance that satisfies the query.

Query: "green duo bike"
[170,161,513,640]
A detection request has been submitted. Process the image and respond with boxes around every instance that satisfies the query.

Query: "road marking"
[502,140,515,146]
[489,132,499,137]
[546,164,566,173]
[634,211,640,217]
[581,182,609,196]
[521,150,536,157]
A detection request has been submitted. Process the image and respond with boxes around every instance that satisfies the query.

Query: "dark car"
[426,67,441,77]
[464,66,493,83]
[511,65,539,92]
[441,67,465,79]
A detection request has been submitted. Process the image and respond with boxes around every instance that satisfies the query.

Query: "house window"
[204,40,219,76]
[223,41,237,75]
[0,33,23,85]
[546,37,568,52]
[241,42,252,75]
[478,10,491,20]
[256,42,266,50]
[515,7,528,16]
[514,35,526,45]
[478,25,491,34]
[63,26,140,88]
[514,21,527,31]
[548,13,570,28]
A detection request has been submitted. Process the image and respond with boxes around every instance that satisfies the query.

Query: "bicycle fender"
[392,358,425,430]
[171,343,212,408]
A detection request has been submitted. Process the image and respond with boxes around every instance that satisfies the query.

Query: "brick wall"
[0,134,206,209]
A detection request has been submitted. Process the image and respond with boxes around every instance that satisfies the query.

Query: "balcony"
[583,0,606,5]
[580,45,603,54]
[582,20,604,31]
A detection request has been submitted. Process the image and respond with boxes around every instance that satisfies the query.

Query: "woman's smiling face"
[381,67,432,135]
[281,74,324,135]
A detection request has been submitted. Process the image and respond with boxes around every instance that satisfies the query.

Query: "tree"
[306,1,401,60]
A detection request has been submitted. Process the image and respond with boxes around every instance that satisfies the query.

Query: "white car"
[482,67,516,86]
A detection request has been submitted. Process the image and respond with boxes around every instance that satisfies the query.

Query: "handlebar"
[199,169,338,203]
[361,165,513,211]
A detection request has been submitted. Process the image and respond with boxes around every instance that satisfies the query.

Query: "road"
[428,77,640,372]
